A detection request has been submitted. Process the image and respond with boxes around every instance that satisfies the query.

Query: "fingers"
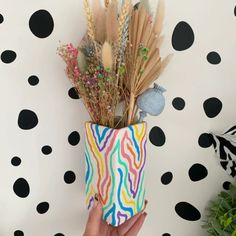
[84,194,103,236]
[117,200,148,236]
[117,212,143,235]
[125,212,147,236]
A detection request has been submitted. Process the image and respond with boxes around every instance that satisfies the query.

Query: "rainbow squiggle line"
[85,121,147,226]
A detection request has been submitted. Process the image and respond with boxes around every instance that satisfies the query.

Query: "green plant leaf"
[231,228,236,236]
[224,217,233,228]
[202,183,236,236]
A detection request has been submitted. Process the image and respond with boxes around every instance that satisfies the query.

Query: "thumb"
[84,194,103,236]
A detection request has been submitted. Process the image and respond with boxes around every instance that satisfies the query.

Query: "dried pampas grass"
[106,0,119,44]
[102,41,113,70]
[93,0,106,43]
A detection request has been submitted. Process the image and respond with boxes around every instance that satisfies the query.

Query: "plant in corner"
[202,183,236,236]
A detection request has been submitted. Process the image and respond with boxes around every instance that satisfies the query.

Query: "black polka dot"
[0,14,4,24]
[41,145,52,155]
[68,87,79,99]
[68,131,80,146]
[28,75,39,86]
[1,50,16,63]
[162,234,171,236]
[13,178,30,198]
[198,133,213,148]
[11,156,21,166]
[18,109,38,130]
[172,21,194,51]
[207,51,221,64]
[188,163,208,182]
[172,97,185,110]
[175,202,201,221]
[234,6,236,16]
[14,230,24,236]
[203,97,222,118]
[54,234,65,236]
[149,126,166,146]
[64,171,76,184]
[223,181,231,190]
[161,172,173,185]
[29,10,54,38]
[36,202,49,214]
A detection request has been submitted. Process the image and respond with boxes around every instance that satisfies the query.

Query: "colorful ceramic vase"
[84,121,147,226]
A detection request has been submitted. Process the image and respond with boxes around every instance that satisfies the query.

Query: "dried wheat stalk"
[83,0,95,41]
[118,0,131,47]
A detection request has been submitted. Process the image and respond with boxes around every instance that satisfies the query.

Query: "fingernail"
[142,200,148,212]
[93,194,99,208]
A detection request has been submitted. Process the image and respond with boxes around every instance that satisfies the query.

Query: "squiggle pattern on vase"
[84,121,147,226]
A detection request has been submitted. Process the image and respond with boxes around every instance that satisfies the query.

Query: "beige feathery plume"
[93,0,106,43]
[153,0,165,38]
[106,0,119,43]
[102,41,113,70]
[83,0,95,41]
[77,50,87,74]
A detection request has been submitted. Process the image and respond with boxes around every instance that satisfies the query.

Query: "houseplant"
[202,183,236,236]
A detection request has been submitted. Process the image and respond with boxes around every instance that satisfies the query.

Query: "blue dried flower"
[137,83,166,122]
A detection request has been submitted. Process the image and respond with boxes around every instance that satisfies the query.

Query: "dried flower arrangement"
[57,0,172,128]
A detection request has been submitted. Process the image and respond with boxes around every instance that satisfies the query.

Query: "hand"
[83,194,148,236]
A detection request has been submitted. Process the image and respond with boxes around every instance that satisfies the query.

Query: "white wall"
[0,0,235,235]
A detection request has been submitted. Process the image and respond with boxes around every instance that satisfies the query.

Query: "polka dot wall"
[0,0,235,236]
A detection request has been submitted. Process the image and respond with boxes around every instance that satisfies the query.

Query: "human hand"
[83,194,148,236]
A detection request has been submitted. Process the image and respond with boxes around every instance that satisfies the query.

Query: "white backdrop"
[0,0,236,235]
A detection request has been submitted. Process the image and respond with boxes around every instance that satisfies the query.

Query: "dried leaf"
[153,0,165,38]
[140,0,150,13]
[157,35,164,48]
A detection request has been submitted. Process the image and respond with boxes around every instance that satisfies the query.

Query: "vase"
[84,121,147,226]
